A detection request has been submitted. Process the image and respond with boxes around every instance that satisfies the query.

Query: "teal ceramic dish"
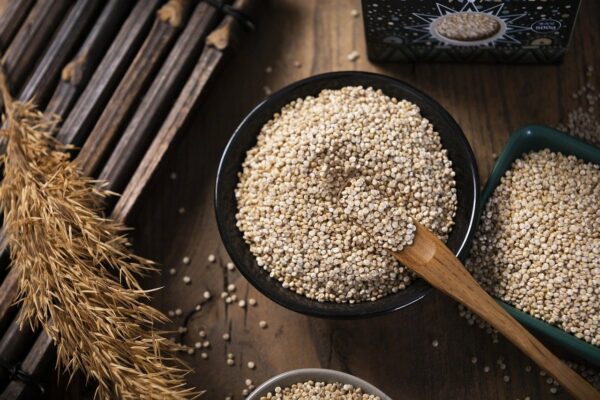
[480,124,600,367]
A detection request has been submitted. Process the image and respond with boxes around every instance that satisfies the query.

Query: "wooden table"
[52,0,600,398]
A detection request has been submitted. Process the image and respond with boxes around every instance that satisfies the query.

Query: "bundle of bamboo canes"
[0,0,258,398]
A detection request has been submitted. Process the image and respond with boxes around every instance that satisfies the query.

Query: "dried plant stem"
[18,0,104,108]
[0,73,197,399]
[99,0,223,193]
[56,0,162,147]
[1,0,71,96]
[0,0,35,53]
[114,0,259,219]
[77,0,192,177]
[46,0,134,118]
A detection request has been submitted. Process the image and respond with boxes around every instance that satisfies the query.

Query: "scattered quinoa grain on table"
[466,149,600,346]
[259,381,381,400]
[235,86,457,303]
[182,256,190,265]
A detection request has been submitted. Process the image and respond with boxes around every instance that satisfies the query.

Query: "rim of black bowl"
[215,71,480,319]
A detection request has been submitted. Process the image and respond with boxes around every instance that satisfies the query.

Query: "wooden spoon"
[392,222,600,400]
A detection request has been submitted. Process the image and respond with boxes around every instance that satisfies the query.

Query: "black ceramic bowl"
[215,71,479,318]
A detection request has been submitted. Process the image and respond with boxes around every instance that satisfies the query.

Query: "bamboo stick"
[0,0,156,333]
[1,0,258,397]
[0,0,35,52]
[0,314,37,388]
[1,0,71,96]
[55,0,162,147]
[98,0,224,194]
[76,0,192,178]
[114,0,258,221]
[46,0,134,117]
[18,0,103,108]
[1,332,53,399]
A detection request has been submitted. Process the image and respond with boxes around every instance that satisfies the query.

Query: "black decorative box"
[362,0,581,63]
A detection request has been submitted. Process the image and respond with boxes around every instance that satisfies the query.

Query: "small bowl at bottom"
[246,368,392,400]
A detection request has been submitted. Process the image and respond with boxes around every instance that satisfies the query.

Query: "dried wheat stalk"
[0,72,198,399]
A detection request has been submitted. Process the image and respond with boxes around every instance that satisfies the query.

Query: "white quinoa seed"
[227,359,235,366]
[248,298,257,306]
[431,339,439,348]
[235,86,457,303]
[195,304,202,311]
[293,60,301,68]
[350,9,359,17]
[174,308,182,316]
[471,356,478,364]
[467,150,600,346]
[178,207,185,214]
[167,310,175,317]
[169,172,177,180]
[199,330,206,338]
[245,379,253,386]
[503,375,510,383]
[222,333,230,341]
[247,361,256,369]
[347,50,360,62]
[182,256,191,265]
[265,66,273,74]
[238,300,246,308]
[208,254,216,263]
[259,381,381,400]
[203,291,211,300]
[169,268,176,275]
[227,283,236,292]
[194,342,202,349]
[259,320,268,329]
[201,352,208,359]
[187,348,195,355]
[227,262,235,271]
[183,276,191,284]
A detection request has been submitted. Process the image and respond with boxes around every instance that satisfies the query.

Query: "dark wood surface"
[0,0,597,399]
[122,1,600,399]
[118,0,600,400]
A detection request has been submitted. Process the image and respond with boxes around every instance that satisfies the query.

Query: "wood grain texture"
[0,0,71,94]
[98,1,222,194]
[121,1,600,400]
[75,0,190,178]
[0,0,34,53]
[393,223,599,399]
[17,0,103,107]
[55,0,161,147]
[45,0,134,117]
[1,332,54,399]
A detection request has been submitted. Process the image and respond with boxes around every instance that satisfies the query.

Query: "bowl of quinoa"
[466,125,600,366]
[246,368,391,400]
[215,71,479,317]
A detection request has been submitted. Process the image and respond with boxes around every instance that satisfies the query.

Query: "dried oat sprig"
[0,72,198,399]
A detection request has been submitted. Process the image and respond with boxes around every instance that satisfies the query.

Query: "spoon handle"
[393,224,600,400]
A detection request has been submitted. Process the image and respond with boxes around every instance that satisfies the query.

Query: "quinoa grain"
[236,86,456,303]
[467,150,600,345]
[259,380,381,400]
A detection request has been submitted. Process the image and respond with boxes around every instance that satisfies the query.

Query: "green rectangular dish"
[481,124,600,367]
